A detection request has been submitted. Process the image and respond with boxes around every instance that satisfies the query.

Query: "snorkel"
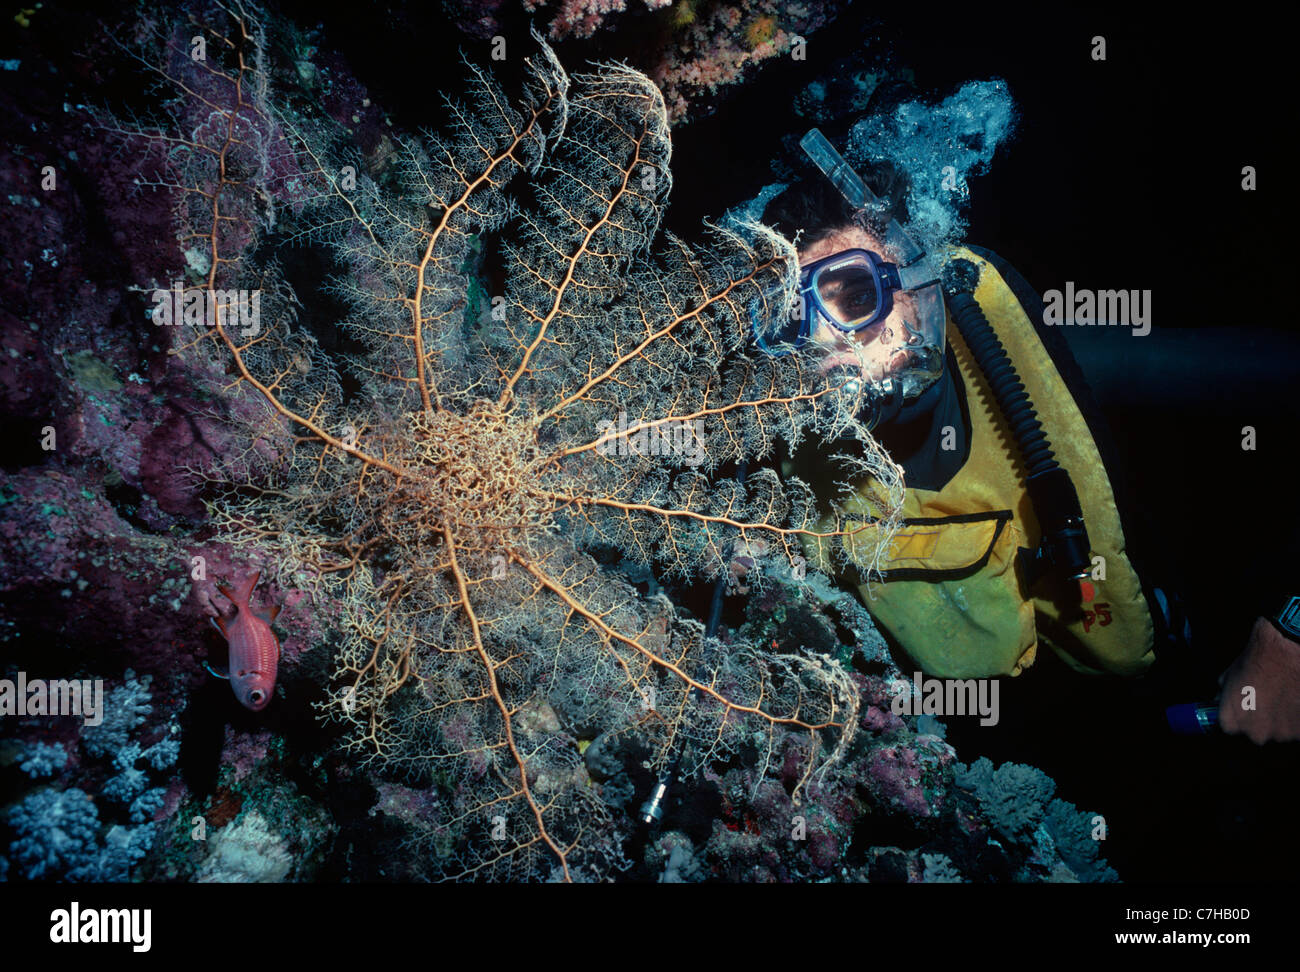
[797,129,946,427]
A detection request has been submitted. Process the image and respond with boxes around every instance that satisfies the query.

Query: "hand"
[1217,617,1300,744]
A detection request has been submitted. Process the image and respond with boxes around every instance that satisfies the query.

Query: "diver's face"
[798,225,919,385]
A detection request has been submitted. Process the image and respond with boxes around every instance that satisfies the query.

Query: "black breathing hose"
[940,258,1092,583]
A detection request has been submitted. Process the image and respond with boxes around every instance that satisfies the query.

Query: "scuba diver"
[750,129,1300,745]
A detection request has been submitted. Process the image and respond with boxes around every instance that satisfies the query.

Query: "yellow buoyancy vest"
[802,247,1155,678]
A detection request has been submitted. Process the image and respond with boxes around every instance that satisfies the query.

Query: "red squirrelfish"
[207,570,281,711]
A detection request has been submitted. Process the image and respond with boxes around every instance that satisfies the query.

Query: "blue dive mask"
[752,129,946,404]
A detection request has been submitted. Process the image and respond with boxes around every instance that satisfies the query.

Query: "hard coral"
[921,852,965,883]
[195,810,293,883]
[953,756,1056,843]
[81,670,152,758]
[1043,798,1118,883]
[5,788,101,880]
[18,741,68,778]
[3,787,158,882]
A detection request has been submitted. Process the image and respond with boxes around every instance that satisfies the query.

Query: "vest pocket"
[845,509,1013,581]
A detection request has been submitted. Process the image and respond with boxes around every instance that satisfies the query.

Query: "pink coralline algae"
[0,6,331,694]
[866,741,953,818]
[863,703,905,733]
[220,727,274,783]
